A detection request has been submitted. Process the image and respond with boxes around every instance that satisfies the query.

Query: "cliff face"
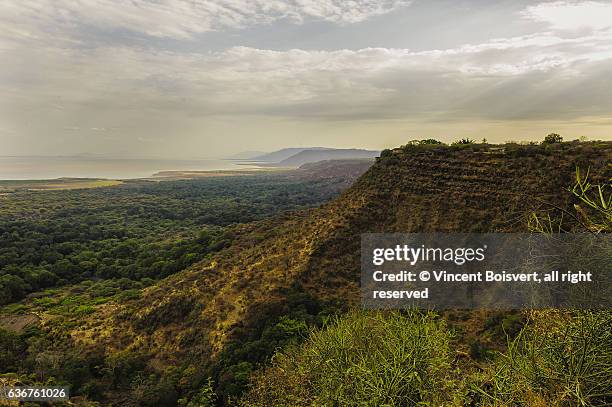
[38,142,612,401]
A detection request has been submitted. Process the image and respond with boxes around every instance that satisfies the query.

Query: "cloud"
[2,0,612,157]
[522,1,612,32]
[0,0,411,41]
[5,23,611,124]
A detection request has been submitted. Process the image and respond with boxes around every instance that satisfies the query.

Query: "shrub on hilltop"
[542,133,563,144]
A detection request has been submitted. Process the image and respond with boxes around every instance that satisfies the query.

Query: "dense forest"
[0,174,351,305]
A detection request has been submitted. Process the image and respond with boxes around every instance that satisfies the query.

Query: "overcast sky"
[1,0,611,157]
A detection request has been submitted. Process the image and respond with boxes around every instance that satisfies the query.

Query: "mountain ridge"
[249,147,334,162]
[264,149,379,167]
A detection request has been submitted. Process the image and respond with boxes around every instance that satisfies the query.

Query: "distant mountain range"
[270,149,379,167]
[226,151,268,160]
[248,147,334,162]
[233,147,380,167]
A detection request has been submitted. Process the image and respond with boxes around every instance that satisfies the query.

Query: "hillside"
[0,162,373,307]
[3,141,611,405]
[250,147,333,162]
[262,149,378,167]
[291,159,375,186]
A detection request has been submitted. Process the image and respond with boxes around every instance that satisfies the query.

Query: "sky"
[1,0,611,158]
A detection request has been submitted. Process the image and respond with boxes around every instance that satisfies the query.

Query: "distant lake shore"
[0,156,263,180]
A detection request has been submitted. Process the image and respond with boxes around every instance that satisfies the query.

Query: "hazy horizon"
[0,146,383,179]
[0,156,268,180]
[2,0,612,159]
[0,145,379,160]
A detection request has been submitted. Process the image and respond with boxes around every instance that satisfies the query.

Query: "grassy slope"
[74,143,609,339]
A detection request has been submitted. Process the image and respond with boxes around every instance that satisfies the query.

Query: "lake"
[0,156,256,180]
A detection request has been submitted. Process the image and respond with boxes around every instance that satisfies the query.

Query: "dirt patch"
[0,313,40,333]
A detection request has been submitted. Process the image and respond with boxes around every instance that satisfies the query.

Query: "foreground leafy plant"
[528,167,611,234]
[241,310,458,407]
[475,310,612,406]
[570,167,611,232]
[478,168,612,406]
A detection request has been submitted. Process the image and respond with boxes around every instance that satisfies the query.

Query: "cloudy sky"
[1,0,611,157]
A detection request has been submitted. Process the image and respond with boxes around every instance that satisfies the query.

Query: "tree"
[404,139,444,146]
[0,274,29,304]
[414,139,443,145]
[542,133,563,144]
[183,378,216,407]
[451,138,475,145]
[0,328,25,371]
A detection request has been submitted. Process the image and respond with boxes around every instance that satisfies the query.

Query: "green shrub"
[542,133,563,144]
[406,139,444,146]
[0,328,26,372]
[242,310,456,406]
[73,305,96,316]
[476,310,612,406]
[380,149,393,158]
[570,167,611,232]
[118,289,141,301]
[180,377,216,407]
[451,138,475,146]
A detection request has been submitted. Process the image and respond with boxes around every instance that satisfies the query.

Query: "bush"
[406,139,444,146]
[570,167,611,232]
[380,149,393,158]
[0,328,26,372]
[242,310,456,406]
[180,378,216,407]
[477,310,612,406]
[451,138,475,145]
[542,133,563,144]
